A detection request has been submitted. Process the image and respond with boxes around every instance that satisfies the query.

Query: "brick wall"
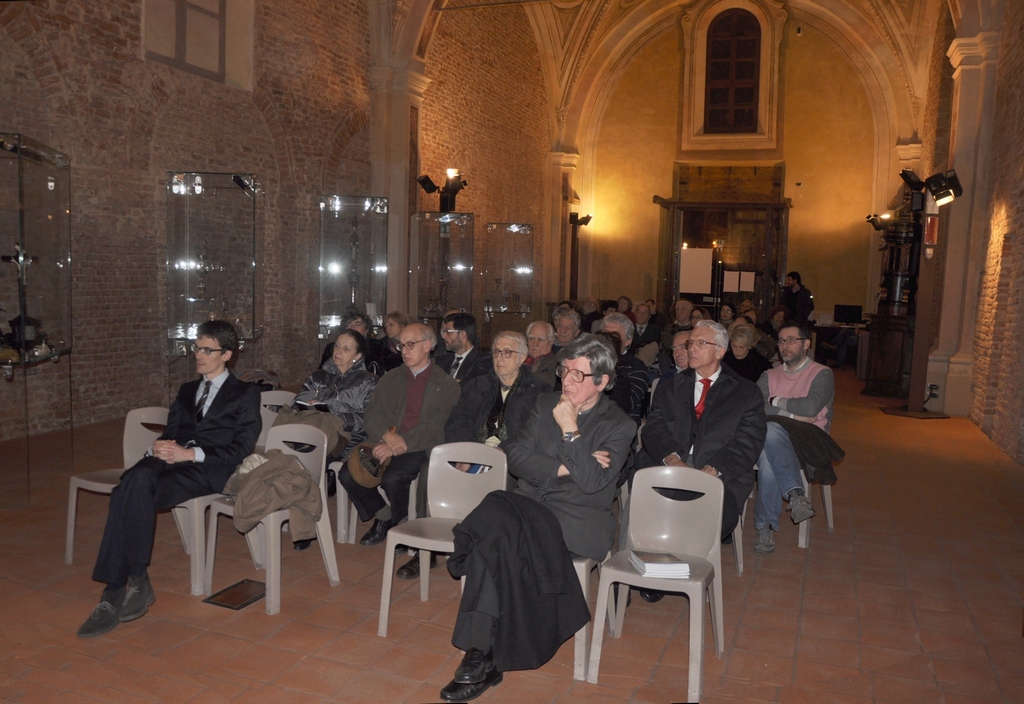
[418,4,551,341]
[972,1,1024,462]
[0,0,371,439]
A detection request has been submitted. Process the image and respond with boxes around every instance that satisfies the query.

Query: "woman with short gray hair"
[723,322,772,383]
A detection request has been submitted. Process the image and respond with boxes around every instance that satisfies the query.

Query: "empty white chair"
[204,424,339,614]
[377,442,507,637]
[65,407,168,564]
[254,390,296,453]
[588,466,726,701]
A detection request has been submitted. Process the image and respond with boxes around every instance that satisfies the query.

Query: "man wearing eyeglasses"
[752,321,835,555]
[436,312,491,383]
[638,320,765,566]
[338,323,460,554]
[78,320,261,638]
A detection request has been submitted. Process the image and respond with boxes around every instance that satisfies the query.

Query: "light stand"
[568,212,591,300]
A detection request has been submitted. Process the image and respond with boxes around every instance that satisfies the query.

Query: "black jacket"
[436,346,492,383]
[629,323,662,354]
[639,364,766,513]
[507,392,635,561]
[444,366,550,445]
[447,491,591,672]
[162,373,262,479]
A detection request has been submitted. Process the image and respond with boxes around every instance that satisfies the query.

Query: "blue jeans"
[754,423,805,531]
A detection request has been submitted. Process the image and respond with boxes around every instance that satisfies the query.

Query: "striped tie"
[196,380,212,422]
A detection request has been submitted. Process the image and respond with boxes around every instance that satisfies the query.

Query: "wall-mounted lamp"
[568,212,592,226]
[417,169,468,213]
[866,213,891,230]
[899,169,962,207]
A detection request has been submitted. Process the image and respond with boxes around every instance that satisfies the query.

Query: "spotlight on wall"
[899,169,926,192]
[924,170,963,206]
[416,175,438,193]
[866,213,891,230]
[568,212,592,226]
[440,169,467,213]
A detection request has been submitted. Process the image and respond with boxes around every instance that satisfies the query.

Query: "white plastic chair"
[798,478,834,549]
[377,442,507,637]
[587,467,725,701]
[334,459,418,544]
[65,407,169,564]
[203,424,339,614]
[254,390,296,453]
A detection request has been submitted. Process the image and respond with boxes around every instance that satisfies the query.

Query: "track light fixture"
[417,169,467,212]
[899,169,962,206]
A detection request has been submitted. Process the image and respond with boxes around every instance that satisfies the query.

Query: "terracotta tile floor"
[2,369,1022,703]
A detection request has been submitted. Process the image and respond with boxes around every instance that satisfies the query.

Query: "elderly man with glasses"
[337,323,460,549]
[437,334,635,701]
[753,321,836,555]
[78,320,261,638]
[638,319,765,555]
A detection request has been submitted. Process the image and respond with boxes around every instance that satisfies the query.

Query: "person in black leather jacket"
[294,329,378,461]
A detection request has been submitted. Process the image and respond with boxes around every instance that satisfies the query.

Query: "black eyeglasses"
[684,339,717,349]
[398,339,430,351]
[556,364,595,383]
[778,337,809,347]
[491,349,522,359]
[191,343,225,356]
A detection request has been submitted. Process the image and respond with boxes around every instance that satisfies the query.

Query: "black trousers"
[92,456,230,588]
[338,450,427,524]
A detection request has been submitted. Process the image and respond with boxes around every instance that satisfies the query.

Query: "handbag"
[347,442,391,488]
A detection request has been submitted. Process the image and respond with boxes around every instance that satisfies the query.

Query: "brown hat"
[347,442,391,488]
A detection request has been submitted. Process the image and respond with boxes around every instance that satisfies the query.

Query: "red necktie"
[695,378,712,419]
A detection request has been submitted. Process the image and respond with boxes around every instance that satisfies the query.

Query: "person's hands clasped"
[152,439,196,464]
[373,429,407,462]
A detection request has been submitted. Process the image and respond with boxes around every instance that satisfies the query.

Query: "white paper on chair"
[629,550,690,578]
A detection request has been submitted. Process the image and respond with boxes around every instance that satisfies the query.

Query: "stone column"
[927,32,999,415]
[370,66,431,315]
[546,150,579,302]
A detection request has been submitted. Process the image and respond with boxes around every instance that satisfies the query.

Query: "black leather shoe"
[77,586,124,638]
[454,648,492,684]
[359,518,394,546]
[120,574,155,622]
[325,469,336,498]
[293,538,314,551]
[638,589,664,603]
[396,552,439,579]
[440,666,502,702]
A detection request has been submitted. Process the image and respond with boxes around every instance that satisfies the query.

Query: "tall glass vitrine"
[165,172,261,393]
[0,134,73,507]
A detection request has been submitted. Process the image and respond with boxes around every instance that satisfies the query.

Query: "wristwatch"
[561,430,581,443]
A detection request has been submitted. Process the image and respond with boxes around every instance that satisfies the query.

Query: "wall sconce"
[568,212,592,226]
[417,169,468,213]
[866,213,891,230]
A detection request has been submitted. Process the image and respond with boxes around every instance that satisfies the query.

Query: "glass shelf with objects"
[410,212,474,325]
[318,195,388,349]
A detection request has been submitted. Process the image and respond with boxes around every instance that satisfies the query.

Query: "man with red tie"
[637,319,766,544]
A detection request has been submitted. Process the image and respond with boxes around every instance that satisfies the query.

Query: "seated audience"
[525,320,559,389]
[379,311,409,372]
[629,302,662,356]
[437,312,491,383]
[690,306,710,326]
[753,321,834,555]
[338,323,460,562]
[660,298,695,352]
[580,297,602,334]
[320,311,384,376]
[293,329,378,461]
[723,323,772,383]
[438,334,635,701]
[595,314,648,425]
[645,298,669,327]
[78,320,261,638]
[552,307,581,351]
[719,302,736,326]
[760,304,789,342]
[617,295,636,323]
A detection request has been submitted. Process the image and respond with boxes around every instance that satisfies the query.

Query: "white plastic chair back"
[426,442,508,520]
[122,407,170,466]
[629,466,724,562]
[257,390,296,450]
[264,423,327,486]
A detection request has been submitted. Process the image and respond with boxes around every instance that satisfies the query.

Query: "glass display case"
[166,172,261,391]
[0,134,73,508]
[481,223,533,321]
[411,212,474,321]
[318,196,388,348]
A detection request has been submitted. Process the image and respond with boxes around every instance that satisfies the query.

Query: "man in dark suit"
[435,311,491,383]
[629,302,662,355]
[437,334,635,701]
[78,320,261,638]
[639,319,766,542]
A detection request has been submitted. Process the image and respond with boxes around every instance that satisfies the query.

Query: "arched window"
[704,9,761,134]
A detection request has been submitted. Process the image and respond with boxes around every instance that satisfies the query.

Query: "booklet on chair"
[629,550,690,578]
